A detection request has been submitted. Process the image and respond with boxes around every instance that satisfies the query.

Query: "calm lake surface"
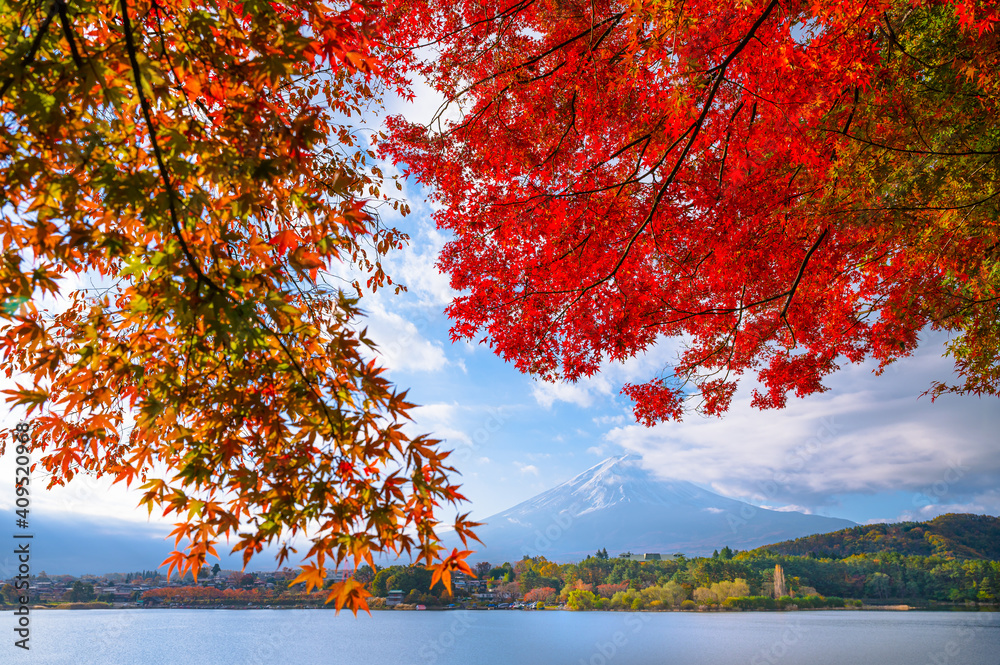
[11,609,999,664]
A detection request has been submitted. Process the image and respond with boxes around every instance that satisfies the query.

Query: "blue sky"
[1,76,998,554]
[359,185,1000,527]
[346,80,1000,529]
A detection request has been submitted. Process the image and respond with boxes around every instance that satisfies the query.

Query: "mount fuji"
[446,455,855,563]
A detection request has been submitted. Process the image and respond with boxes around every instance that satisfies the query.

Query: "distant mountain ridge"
[0,509,283,576]
[758,513,1000,560]
[444,454,856,563]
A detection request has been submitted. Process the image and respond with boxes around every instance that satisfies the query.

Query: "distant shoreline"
[23,603,998,613]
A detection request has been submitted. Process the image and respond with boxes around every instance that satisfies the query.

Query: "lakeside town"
[4,533,998,613]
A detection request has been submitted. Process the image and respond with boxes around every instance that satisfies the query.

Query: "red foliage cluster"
[524,587,558,603]
[386,0,1000,421]
[596,583,629,599]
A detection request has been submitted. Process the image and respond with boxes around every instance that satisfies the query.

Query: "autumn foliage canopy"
[2,0,998,613]
[386,0,1000,424]
[0,0,476,612]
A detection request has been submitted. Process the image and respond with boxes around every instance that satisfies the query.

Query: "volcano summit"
[447,455,855,562]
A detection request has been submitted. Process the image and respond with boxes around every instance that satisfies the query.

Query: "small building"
[386,590,405,606]
[451,572,487,592]
[326,569,353,584]
[621,553,674,562]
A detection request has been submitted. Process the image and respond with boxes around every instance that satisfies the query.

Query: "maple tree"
[385,0,1000,424]
[0,0,476,612]
[523,586,557,603]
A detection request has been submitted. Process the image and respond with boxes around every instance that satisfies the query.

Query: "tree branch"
[120,0,209,290]
[55,0,87,77]
[779,226,830,332]
[559,0,782,303]
[119,0,343,437]
[0,4,57,100]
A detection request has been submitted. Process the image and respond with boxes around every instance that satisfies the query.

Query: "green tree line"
[354,546,999,609]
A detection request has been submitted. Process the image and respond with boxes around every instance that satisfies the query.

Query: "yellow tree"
[0,0,476,612]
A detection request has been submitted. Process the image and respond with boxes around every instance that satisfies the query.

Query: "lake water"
[8,609,998,664]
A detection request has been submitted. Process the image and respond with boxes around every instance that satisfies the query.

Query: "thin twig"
[0,4,57,99]
[778,227,830,342]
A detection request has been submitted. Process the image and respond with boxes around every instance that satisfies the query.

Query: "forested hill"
[759,514,1000,560]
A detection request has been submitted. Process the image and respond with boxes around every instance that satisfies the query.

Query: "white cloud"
[606,332,1000,513]
[761,504,814,514]
[528,338,682,410]
[515,462,540,476]
[532,377,609,409]
[390,227,457,308]
[381,59,454,131]
[409,403,471,446]
[862,517,895,525]
[364,302,450,373]
[894,489,1000,522]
